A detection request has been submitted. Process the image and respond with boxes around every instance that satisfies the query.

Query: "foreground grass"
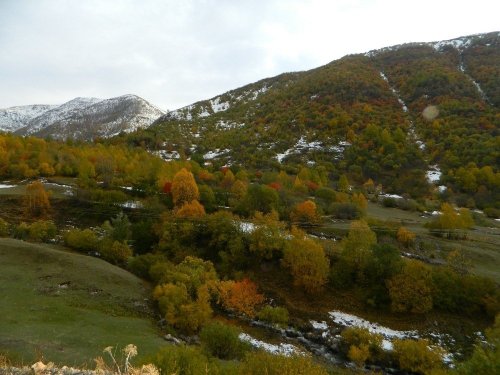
[0,238,165,367]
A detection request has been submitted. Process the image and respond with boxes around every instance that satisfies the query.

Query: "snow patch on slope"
[276,137,350,163]
[239,333,303,356]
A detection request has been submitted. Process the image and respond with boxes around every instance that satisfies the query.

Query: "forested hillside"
[117,32,499,210]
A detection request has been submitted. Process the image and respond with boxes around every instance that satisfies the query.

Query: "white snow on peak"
[430,37,473,51]
[10,95,164,139]
[0,104,58,132]
[365,33,498,57]
[210,97,230,113]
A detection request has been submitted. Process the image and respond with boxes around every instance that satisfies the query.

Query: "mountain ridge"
[0,94,165,140]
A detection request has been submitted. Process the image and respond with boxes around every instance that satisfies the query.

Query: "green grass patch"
[0,238,165,366]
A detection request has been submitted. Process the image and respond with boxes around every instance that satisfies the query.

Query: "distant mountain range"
[0,94,164,140]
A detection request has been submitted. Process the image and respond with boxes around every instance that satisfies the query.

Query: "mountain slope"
[1,95,164,140]
[123,31,498,200]
[0,104,58,132]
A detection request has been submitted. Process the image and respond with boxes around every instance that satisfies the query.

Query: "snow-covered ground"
[379,193,404,200]
[120,201,143,209]
[0,183,16,189]
[329,311,418,341]
[426,165,442,183]
[276,137,350,163]
[152,150,180,161]
[203,148,230,160]
[239,333,303,356]
[238,221,257,233]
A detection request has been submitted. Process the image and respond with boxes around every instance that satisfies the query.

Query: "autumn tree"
[446,249,472,276]
[290,200,321,225]
[282,227,329,293]
[248,210,286,260]
[393,339,445,374]
[428,203,474,238]
[341,327,383,367]
[24,181,50,217]
[171,168,199,207]
[340,220,377,281]
[175,200,206,218]
[218,278,265,317]
[387,260,433,314]
[351,192,367,214]
[397,227,416,248]
[338,174,350,192]
[152,257,217,333]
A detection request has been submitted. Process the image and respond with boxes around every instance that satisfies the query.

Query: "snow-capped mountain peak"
[0,94,165,140]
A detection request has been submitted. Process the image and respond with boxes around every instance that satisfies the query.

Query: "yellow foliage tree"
[397,227,416,247]
[351,192,368,213]
[393,339,445,374]
[175,200,206,218]
[341,220,377,278]
[282,227,329,293]
[171,168,199,207]
[25,181,50,217]
[387,260,433,314]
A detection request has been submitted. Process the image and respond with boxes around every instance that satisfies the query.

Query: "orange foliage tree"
[290,200,320,225]
[175,200,206,218]
[218,278,265,318]
[171,168,199,207]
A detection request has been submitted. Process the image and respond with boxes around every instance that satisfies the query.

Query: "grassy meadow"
[0,238,165,366]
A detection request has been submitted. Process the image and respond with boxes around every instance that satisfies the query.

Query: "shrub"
[13,220,56,242]
[200,322,248,360]
[341,327,383,364]
[315,187,336,204]
[484,207,500,219]
[0,217,10,237]
[257,306,289,327]
[28,220,57,242]
[239,351,328,375]
[99,240,133,265]
[393,339,444,374]
[127,253,166,279]
[148,345,214,375]
[13,222,30,240]
[64,228,99,252]
[328,202,361,219]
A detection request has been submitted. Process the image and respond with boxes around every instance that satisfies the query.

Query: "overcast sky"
[0,0,498,110]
